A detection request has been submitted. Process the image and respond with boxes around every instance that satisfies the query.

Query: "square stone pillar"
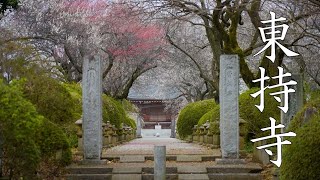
[281,73,303,132]
[217,55,244,164]
[136,116,142,138]
[170,119,176,138]
[82,55,103,162]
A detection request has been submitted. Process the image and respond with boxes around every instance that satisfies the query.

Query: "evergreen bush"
[280,114,320,180]
[102,95,127,128]
[36,120,72,178]
[198,105,220,125]
[124,116,137,128]
[0,80,72,178]
[239,88,280,138]
[177,99,216,138]
[22,75,78,125]
[196,88,280,139]
[0,80,42,178]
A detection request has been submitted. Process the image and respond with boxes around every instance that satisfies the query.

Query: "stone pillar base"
[216,158,246,165]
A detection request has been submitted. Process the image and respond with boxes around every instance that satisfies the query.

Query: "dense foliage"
[19,74,79,147]
[22,74,78,125]
[63,83,136,128]
[36,120,72,178]
[239,88,280,138]
[196,88,280,140]
[177,99,216,138]
[280,114,320,180]
[198,106,220,125]
[102,95,126,128]
[0,80,71,178]
[287,95,320,132]
[0,79,42,178]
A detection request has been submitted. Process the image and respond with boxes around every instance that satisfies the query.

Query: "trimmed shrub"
[177,99,216,138]
[22,75,78,125]
[198,105,220,125]
[124,116,137,128]
[121,99,139,113]
[239,88,280,138]
[0,80,42,179]
[0,80,72,178]
[63,83,82,120]
[63,83,134,129]
[287,96,320,132]
[197,88,280,140]
[102,95,127,128]
[280,114,320,180]
[36,120,72,178]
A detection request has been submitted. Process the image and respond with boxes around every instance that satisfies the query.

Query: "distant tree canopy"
[0,0,19,13]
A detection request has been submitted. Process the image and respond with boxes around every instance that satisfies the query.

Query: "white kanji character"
[254,12,299,62]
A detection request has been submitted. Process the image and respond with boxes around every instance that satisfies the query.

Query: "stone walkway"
[103,137,220,156]
[67,138,263,179]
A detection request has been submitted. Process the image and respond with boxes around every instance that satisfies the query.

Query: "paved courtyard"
[103,137,220,156]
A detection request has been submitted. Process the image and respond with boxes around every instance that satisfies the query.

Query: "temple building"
[128,98,173,129]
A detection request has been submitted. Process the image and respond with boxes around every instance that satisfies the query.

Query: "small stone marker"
[218,55,244,164]
[154,146,166,180]
[137,115,142,138]
[82,55,103,162]
[170,119,176,138]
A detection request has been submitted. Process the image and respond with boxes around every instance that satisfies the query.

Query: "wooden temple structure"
[128,98,173,129]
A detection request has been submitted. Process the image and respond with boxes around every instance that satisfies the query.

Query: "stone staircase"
[65,155,263,180]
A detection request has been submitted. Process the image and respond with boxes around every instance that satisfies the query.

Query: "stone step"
[208,173,263,180]
[206,163,263,174]
[67,167,113,174]
[66,174,112,180]
[176,155,202,162]
[66,173,262,180]
[178,166,207,174]
[119,155,145,163]
[179,174,209,180]
[66,163,263,180]
[103,155,219,162]
[142,167,178,174]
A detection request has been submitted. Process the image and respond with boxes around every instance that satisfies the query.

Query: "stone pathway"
[67,138,263,179]
[103,137,219,156]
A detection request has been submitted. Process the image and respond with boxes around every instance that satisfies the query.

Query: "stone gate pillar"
[217,55,244,164]
[82,55,103,162]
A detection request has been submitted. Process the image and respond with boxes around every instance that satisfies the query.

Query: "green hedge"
[280,114,320,180]
[102,95,126,128]
[20,76,81,148]
[22,75,78,125]
[63,83,82,120]
[280,96,320,179]
[63,83,136,128]
[239,88,280,138]
[198,106,220,125]
[0,80,72,178]
[196,88,280,139]
[124,116,137,128]
[177,99,216,138]
[37,120,72,166]
[0,80,43,178]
